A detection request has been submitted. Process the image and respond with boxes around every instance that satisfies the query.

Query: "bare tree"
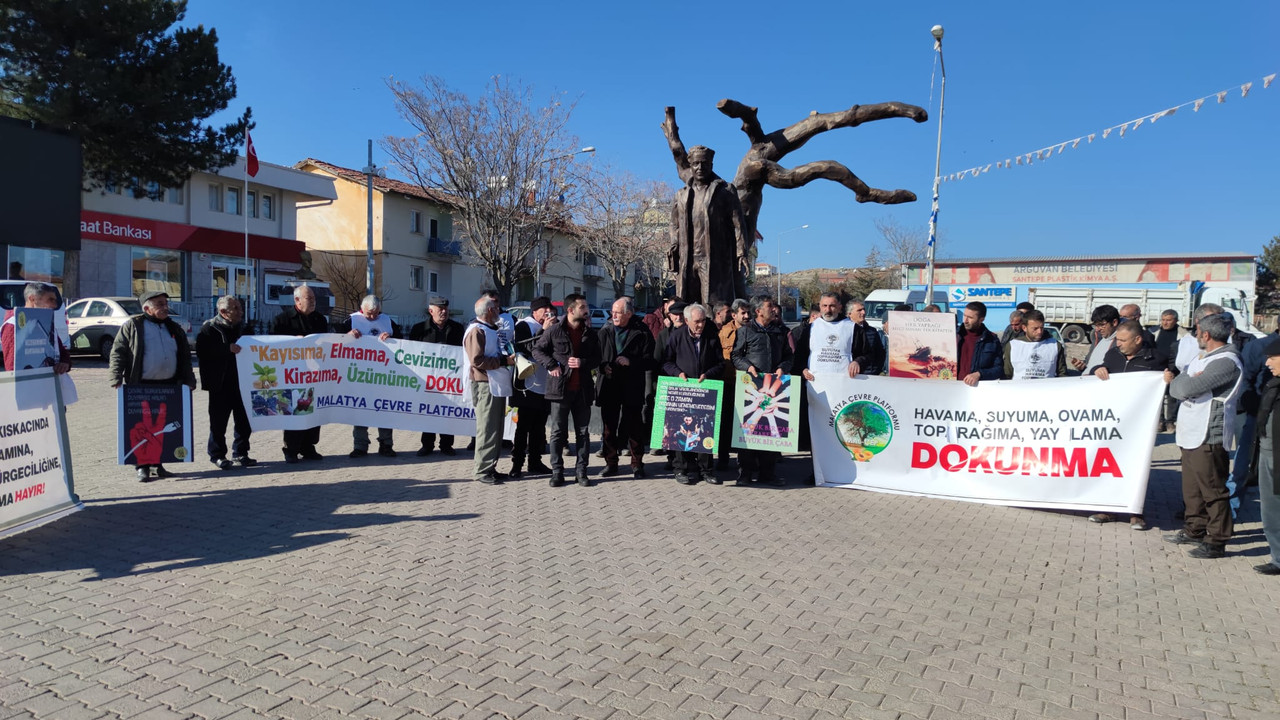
[866,216,935,269]
[575,167,674,298]
[384,75,585,305]
[314,251,396,319]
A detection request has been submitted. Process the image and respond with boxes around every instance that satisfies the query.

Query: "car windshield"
[863,301,896,322]
[117,300,143,315]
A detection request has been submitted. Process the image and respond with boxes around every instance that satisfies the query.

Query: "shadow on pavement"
[0,478,477,581]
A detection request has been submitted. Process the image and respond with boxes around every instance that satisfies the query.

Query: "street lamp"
[774,224,809,304]
[361,139,386,296]
[924,24,946,305]
[534,146,595,294]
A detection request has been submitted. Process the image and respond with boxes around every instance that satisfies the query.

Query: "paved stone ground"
[2,361,1277,720]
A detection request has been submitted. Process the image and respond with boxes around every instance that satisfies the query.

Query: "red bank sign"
[79,211,304,263]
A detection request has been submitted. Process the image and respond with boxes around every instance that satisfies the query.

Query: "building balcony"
[427,237,461,256]
[583,263,606,280]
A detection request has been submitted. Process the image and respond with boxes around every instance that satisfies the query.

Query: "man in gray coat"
[1164,312,1244,559]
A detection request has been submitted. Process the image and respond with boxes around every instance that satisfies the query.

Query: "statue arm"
[776,102,928,157]
[715,100,766,145]
[662,107,694,185]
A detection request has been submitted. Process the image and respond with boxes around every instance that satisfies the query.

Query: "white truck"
[1028,283,1263,343]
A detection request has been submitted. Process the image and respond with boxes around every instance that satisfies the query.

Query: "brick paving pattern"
[2,363,1277,719]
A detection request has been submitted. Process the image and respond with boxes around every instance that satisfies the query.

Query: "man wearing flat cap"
[409,295,465,456]
[109,290,197,482]
[668,145,749,305]
[509,296,556,477]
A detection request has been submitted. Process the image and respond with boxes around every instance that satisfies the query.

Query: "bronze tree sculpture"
[662,100,928,303]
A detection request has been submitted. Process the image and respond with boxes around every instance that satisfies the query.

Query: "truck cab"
[864,289,951,330]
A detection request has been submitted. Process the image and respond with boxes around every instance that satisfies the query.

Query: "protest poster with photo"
[805,372,1163,513]
[10,307,58,371]
[887,311,958,380]
[236,334,476,435]
[651,376,723,454]
[0,368,81,539]
[729,371,799,453]
[117,384,194,465]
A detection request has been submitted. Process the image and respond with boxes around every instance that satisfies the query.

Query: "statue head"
[299,250,313,268]
[688,145,715,184]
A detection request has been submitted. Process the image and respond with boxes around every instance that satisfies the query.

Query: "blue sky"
[185,1,1278,273]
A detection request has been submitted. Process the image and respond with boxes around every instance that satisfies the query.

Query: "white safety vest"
[1008,338,1060,379]
[464,321,511,397]
[1176,349,1244,450]
[518,316,548,395]
[807,318,856,374]
[349,311,393,337]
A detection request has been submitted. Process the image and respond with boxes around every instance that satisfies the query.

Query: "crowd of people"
[6,276,1273,576]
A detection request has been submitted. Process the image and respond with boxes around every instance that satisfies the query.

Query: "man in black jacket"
[532,295,603,487]
[662,303,724,485]
[408,295,464,456]
[269,285,329,463]
[597,297,655,478]
[196,296,256,470]
[1089,320,1175,530]
[731,295,793,486]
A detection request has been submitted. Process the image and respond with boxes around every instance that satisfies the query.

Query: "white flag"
[1242,82,1253,98]
[1194,98,1206,112]
[1072,138,1081,149]
[1087,133,1096,143]
[1265,73,1276,89]
[1103,128,1112,139]
[1217,91,1228,103]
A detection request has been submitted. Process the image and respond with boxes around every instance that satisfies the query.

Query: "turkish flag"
[246,131,259,177]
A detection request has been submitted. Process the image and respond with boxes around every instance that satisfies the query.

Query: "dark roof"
[296,158,460,208]
[906,252,1255,266]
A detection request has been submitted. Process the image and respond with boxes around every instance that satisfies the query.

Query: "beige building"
[295,158,623,321]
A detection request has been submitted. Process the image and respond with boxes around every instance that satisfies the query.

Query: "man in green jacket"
[109,291,197,482]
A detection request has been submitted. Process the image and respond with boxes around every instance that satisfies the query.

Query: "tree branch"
[773,102,928,159]
[761,159,917,204]
[715,99,766,144]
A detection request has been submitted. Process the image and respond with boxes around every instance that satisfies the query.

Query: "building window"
[130,247,184,300]
[247,190,258,218]
[6,247,66,294]
[409,265,424,291]
[428,271,439,293]
[410,210,422,234]
[167,187,184,204]
[429,218,439,238]
[260,193,274,220]
[226,187,240,215]
[208,184,222,211]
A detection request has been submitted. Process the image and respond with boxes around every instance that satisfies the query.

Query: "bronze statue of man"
[668,146,748,305]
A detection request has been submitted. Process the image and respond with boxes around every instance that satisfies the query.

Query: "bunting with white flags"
[941,71,1276,184]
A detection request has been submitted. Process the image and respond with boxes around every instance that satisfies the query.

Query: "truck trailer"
[901,252,1262,342]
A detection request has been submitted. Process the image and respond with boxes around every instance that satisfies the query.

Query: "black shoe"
[1253,563,1280,575]
[136,467,155,482]
[378,446,397,458]
[301,449,324,460]
[601,464,621,477]
[1163,530,1204,545]
[153,465,174,479]
[1187,542,1226,559]
[652,448,667,456]
[632,465,646,479]
[283,451,299,464]
[734,473,752,487]
[549,473,566,488]
[349,448,368,459]
[233,456,258,467]
[491,470,510,480]
[442,447,458,456]
[706,475,723,485]
[212,457,233,471]
[477,474,503,485]
[508,467,523,478]
[675,474,692,485]
[576,474,591,487]
[527,461,552,475]
[416,446,434,457]
[465,440,476,451]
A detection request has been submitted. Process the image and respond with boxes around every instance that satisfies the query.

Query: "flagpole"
[243,151,250,318]
[924,25,945,303]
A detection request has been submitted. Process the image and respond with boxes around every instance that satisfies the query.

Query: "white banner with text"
[236,334,477,435]
[806,372,1164,512]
